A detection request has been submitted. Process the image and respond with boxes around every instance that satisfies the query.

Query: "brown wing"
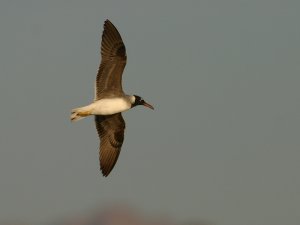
[95,113,125,176]
[95,20,127,99]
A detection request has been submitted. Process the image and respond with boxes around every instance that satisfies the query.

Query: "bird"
[70,20,154,177]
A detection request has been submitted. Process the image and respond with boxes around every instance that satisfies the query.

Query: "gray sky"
[1,1,300,225]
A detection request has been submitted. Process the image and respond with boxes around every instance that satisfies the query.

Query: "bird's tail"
[70,106,92,122]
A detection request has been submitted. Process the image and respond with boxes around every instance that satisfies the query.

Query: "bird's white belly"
[91,98,130,115]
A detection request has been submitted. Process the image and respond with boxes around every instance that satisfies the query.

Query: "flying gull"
[71,20,154,177]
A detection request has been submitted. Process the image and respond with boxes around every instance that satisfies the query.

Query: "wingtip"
[104,19,112,26]
[100,167,110,177]
[100,163,112,177]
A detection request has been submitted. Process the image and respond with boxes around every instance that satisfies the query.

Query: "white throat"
[127,95,136,104]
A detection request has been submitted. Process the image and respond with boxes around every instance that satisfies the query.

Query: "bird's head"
[130,95,154,110]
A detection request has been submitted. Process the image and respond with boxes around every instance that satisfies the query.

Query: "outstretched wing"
[95,20,127,100]
[95,113,125,176]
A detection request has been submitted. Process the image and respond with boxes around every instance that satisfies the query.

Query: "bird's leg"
[77,110,92,117]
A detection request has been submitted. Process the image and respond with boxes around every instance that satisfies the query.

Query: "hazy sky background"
[0,1,300,225]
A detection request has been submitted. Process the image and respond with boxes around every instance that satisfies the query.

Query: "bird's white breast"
[91,98,131,115]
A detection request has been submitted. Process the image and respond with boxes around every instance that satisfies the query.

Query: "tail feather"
[70,107,91,122]
[71,111,84,122]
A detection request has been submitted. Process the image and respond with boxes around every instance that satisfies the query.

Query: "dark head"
[131,95,154,110]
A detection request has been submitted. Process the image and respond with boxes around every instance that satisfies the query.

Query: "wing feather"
[95,20,127,99]
[95,113,125,176]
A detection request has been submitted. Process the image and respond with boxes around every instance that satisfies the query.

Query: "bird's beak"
[143,101,154,110]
